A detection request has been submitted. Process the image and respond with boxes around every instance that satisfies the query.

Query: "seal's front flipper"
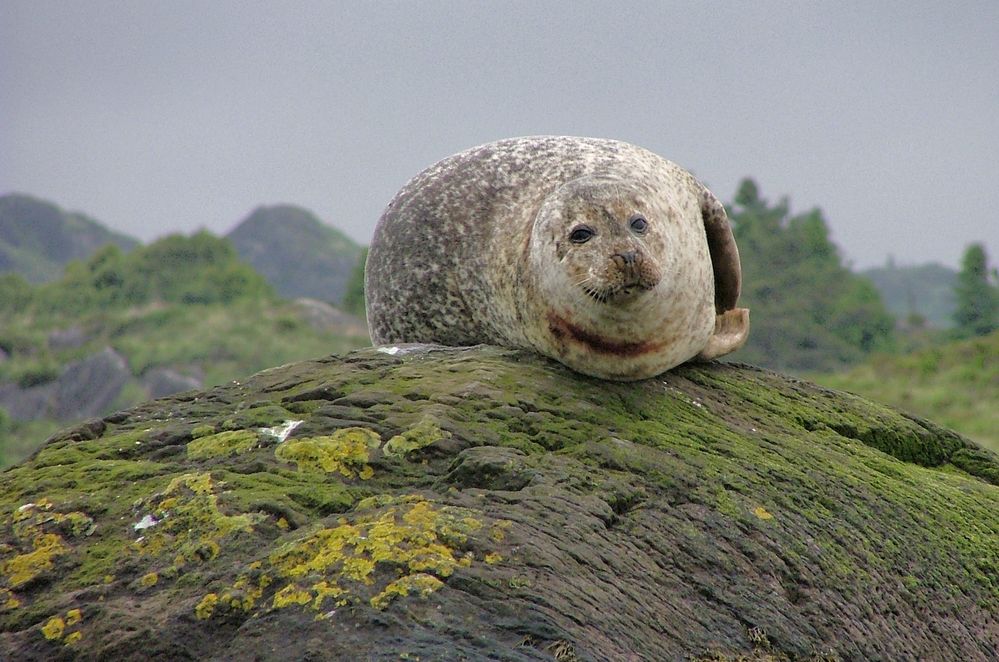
[696,307,750,360]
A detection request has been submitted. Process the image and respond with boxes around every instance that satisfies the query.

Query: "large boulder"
[0,347,130,422]
[0,346,996,660]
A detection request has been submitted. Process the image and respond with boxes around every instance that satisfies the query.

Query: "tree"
[952,243,999,338]
[341,247,368,318]
[727,179,895,372]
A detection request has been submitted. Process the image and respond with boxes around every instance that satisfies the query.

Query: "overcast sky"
[2,1,997,269]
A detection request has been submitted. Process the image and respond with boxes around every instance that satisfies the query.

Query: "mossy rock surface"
[0,345,997,661]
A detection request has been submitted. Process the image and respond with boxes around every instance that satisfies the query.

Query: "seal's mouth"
[574,250,660,304]
[582,282,654,304]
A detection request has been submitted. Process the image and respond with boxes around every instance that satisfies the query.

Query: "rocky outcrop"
[140,367,203,400]
[0,346,996,660]
[292,298,369,337]
[0,347,130,421]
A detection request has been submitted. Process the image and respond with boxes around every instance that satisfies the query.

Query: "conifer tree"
[952,243,999,337]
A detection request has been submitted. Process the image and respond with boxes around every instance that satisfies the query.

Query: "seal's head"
[525,174,747,379]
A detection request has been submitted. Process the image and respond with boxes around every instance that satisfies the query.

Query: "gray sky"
[2,1,997,269]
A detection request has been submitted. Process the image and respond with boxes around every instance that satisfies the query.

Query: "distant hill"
[862,262,957,328]
[227,205,363,305]
[0,193,140,282]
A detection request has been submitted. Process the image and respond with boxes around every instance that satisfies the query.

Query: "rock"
[292,297,369,337]
[0,346,130,421]
[0,346,996,660]
[46,326,88,350]
[141,367,203,400]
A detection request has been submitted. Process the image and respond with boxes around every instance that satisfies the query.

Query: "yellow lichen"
[2,533,69,588]
[204,498,493,616]
[370,573,444,609]
[272,584,312,608]
[139,572,158,588]
[187,430,259,459]
[133,473,256,572]
[65,608,82,626]
[753,506,774,521]
[41,615,65,641]
[490,520,512,543]
[195,593,218,620]
[382,418,451,459]
[1,588,21,610]
[485,552,503,565]
[64,631,82,645]
[276,517,290,530]
[220,569,272,612]
[275,428,381,478]
[311,580,347,610]
[2,501,94,589]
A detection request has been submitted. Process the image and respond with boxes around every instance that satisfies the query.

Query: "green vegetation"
[952,242,999,338]
[812,329,999,452]
[0,232,369,467]
[341,247,367,317]
[728,179,895,372]
[7,231,275,316]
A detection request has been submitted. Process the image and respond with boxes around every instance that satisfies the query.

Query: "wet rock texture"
[0,345,996,661]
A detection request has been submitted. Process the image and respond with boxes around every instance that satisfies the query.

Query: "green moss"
[187,430,259,459]
[275,428,381,479]
[217,469,354,519]
[221,404,296,432]
[383,417,451,458]
[191,425,215,439]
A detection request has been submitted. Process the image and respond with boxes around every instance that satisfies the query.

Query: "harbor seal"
[365,136,749,381]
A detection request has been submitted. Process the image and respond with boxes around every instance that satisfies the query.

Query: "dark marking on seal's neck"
[547,312,663,357]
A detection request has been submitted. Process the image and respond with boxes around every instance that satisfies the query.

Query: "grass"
[810,330,998,452]
[0,298,369,466]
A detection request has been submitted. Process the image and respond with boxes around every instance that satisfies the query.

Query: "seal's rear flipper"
[695,183,750,360]
[698,185,742,313]
[697,307,750,360]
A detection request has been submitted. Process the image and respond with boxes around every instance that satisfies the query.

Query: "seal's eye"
[569,226,595,244]
[629,215,648,234]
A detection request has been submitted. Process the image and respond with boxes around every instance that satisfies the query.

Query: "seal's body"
[365,136,749,380]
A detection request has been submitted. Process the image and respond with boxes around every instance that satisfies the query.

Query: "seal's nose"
[614,251,639,266]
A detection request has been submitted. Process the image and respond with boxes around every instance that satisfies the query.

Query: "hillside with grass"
[811,330,998,452]
[0,194,139,283]
[0,232,369,466]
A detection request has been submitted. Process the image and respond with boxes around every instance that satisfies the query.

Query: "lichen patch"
[274,427,381,479]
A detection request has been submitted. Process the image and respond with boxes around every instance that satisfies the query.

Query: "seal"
[365,136,749,380]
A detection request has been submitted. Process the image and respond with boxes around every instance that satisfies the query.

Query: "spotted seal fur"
[365,136,749,380]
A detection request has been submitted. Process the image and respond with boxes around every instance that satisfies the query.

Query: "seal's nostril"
[615,251,638,266]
